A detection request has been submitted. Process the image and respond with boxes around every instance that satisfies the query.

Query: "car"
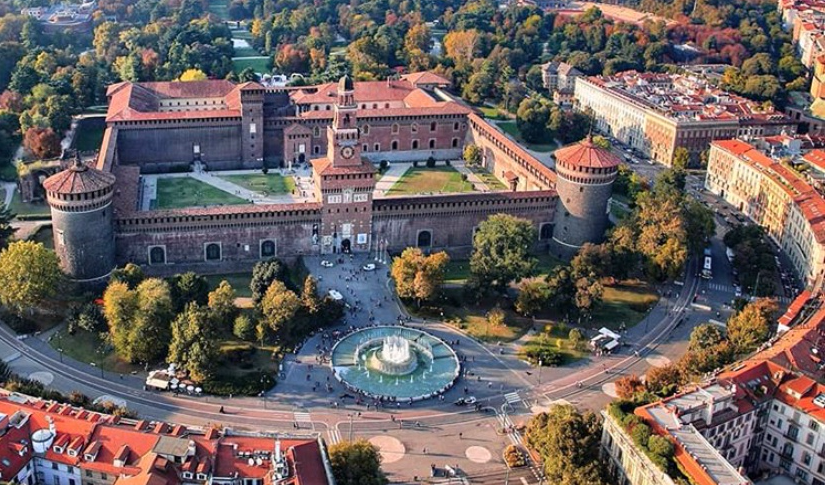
[735,286,742,297]
[321,260,334,268]
[362,263,376,271]
[454,398,468,406]
[464,396,477,405]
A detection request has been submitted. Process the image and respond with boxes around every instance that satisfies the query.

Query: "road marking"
[504,392,521,405]
[520,478,529,485]
[327,428,341,445]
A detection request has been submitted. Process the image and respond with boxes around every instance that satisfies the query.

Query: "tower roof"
[338,75,354,92]
[553,137,622,169]
[43,159,116,195]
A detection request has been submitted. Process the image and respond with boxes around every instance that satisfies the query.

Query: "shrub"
[262,166,269,174]
[503,445,526,467]
[4,313,36,334]
[221,345,256,369]
[426,156,436,168]
[524,346,563,366]
[461,173,468,182]
[630,422,652,447]
[379,160,389,171]
[233,314,256,340]
[445,159,451,166]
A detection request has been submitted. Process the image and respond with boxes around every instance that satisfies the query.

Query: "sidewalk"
[374,163,410,196]
[453,162,490,192]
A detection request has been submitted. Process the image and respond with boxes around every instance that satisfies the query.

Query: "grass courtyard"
[9,190,52,218]
[232,57,270,75]
[72,119,106,152]
[443,254,562,285]
[204,272,253,298]
[387,166,474,195]
[154,177,247,209]
[468,166,508,190]
[218,173,295,195]
[497,121,557,153]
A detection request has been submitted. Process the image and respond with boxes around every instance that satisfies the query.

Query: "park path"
[373,163,410,196]
[2,182,15,207]
[453,162,491,192]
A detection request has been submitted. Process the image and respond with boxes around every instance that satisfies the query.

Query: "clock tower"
[311,75,376,254]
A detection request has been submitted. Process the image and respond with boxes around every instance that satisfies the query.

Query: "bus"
[702,247,712,279]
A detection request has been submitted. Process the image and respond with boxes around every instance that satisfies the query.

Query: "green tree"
[463,144,482,166]
[251,258,291,304]
[671,147,690,170]
[129,278,174,363]
[644,363,684,397]
[0,202,15,248]
[516,96,551,143]
[103,280,138,359]
[168,303,217,382]
[233,314,255,341]
[574,276,603,317]
[0,241,62,316]
[524,405,606,485]
[727,298,778,353]
[683,199,715,254]
[260,280,301,333]
[300,275,321,315]
[328,440,388,485]
[515,280,550,316]
[469,214,537,294]
[170,272,209,311]
[208,280,237,325]
[391,248,449,305]
[110,263,144,289]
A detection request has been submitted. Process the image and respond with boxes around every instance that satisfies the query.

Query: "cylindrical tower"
[550,136,621,260]
[43,158,117,283]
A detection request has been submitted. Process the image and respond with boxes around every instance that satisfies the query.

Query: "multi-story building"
[602,291,825,485]
[574,72,797,165]
[0,392,334,485]
[21,1,95,32]
[704,139,825,287]
[540,62,582,107]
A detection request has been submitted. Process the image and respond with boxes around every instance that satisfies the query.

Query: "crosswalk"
[327,427,341,445]
[293,412,314,431]
[504,392,521,406]
[704,283,791,303]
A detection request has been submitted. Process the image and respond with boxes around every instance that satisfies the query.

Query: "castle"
[44,73,620,283]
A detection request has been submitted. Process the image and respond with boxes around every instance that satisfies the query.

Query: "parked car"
[321,260,334,268]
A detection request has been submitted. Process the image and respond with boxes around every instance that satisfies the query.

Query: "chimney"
[705,396,715,426]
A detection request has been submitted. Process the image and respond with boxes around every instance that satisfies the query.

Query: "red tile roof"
[554,137,622,169]
[43,160,116,195]
[400,71,451,87]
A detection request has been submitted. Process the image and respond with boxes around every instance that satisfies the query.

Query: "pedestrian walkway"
[373,163,410,196]
[453,162,490,192]
[705,282,791,303]
[2,182,15,207]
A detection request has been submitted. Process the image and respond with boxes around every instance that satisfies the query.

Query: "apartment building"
[574,72,796,165]
[0,393,333,485]
[603,291,825,485]
[705,139,825,287]
[540,61,582,107]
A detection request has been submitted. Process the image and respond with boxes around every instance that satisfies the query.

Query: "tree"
[110,263,144,289]
[645,363,684,397]
[516,280,550,316]
[683,199,715,255]
[208,280,237,325]
[168,303,217,382]
[634,188,688,280]
[525,405,607,485]
[178,68,207,81]
[516,96,551,143]
[103,280,138,358]
[469,214,537,294]
[300,275,321,314]
[463,144,482,166]
[170,272,209,311]
[233,314,255,340]
[391,248,449,305]
[0,202,15,248]
[727,298,778,353]
[129,278,174,363]
[251,258,290,304]
[614,374,645,399]
[260,280,301,333]
[672,147,690,170]
[328,440,388,485]
[486,306,505,327]
[0,241,62,316]
[23,126,60,159]
[574,276,603,317]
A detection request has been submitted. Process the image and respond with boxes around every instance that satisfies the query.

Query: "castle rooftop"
[554,137,622,169]
[43,159,116,195]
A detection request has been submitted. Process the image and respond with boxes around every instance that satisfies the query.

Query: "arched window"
[362,124,370,135]
[452,138,459,148]
[417,230,432,248]
[429,139,436,149]
[453,122,459,130]
[391,123,399,134]
[411,123,418,133]
[391,140,398,150]
[313,126,320,137]
[205,243,221,261]
[412,140,419,150]
[149,246,166,265]
[260,240,276,258]
[374,143,380,151]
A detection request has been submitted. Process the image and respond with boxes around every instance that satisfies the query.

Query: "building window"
[453,122,459,131]
[205,243,221,261]
[391,140,398,150]
[430,122,437,131]
[362,124,370,135]
[313,126,320,137]
[85,471,92,478]
[411,123,418,133]
[314,145,320,154]
[260,240,276,258]
[429,139,435,149]
[451,138,458,148]
[539,223,554,240]
[148,246,166,265]
[374,143,380,151]
[412,140,419,150]
[52,463,59,470]
[391,123,399,134]
[417,230,432,248]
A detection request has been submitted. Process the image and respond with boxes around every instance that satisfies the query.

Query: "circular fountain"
[330,327,460,401]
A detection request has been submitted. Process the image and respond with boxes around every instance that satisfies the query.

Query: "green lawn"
[479,106,504,120]
[72,120,105,152]
[155,177,247,209]
[231,29,252,40]
[232,57,271,75]
[497,121,557,153]
[443,253,562,285]
[204,272,252,298]
[30,225,54,250]
[519,324,587,366]
[207,0,228,19]
[387,166,474,195]
[233,45,261,57]
[218,173,295,195]
[589,281,659,330]
[469,166,508,190]
[9,190,52,217]
[49,329,141,374]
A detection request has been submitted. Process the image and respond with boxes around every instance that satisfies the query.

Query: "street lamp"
[347,413,354,442]
[538,359,543,385]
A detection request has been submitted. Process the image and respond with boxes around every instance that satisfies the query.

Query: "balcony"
[785,431,799,442]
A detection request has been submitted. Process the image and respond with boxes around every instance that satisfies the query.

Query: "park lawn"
[72,121,105,152]
[443,253,562,285]
[478,106,503,120]
[233,46,260,57]
[155,177,247,209]
[204,273,252,298]
[232,57,270,75]
[589,281,659,330]
[387,166,474,195]
[231,29,252,40]
[215,339,280,377]
[218,173,295,195]
[519,324,587,366]
[9,190,52,217]
[469,166,508,190]
[0,162,17,181]
[610,201,630,220]
[49,329,142,375]
[30,225,54,250]
[497,121,556,153]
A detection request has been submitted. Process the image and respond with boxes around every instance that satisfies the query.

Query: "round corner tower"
[43,159,117,284]
[550,136,621,260]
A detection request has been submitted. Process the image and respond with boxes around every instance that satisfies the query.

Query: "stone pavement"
[374,163,410,196]
[453,162,490,192]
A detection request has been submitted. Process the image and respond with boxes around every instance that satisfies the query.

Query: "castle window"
[430,122,437,131]
[313,126,320,137]
[453,122,459,131]
[149,246,166,265]
[392,123,399,134]
[362,125,370,135]
[260,240,276,258]
[539,223,554,240]
[392,140,398,151]
[411,123,418,133]
[429,139,435,149]
[204,243,221,262]
[314,146,320,154]
[363,144,368,152]
[374,143,380,151]
[372,103,378,109]
[452,138,459,148]
[412,140,419,150]
[417,230,432,248]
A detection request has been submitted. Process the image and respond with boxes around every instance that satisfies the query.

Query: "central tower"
[312,75,376,254]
